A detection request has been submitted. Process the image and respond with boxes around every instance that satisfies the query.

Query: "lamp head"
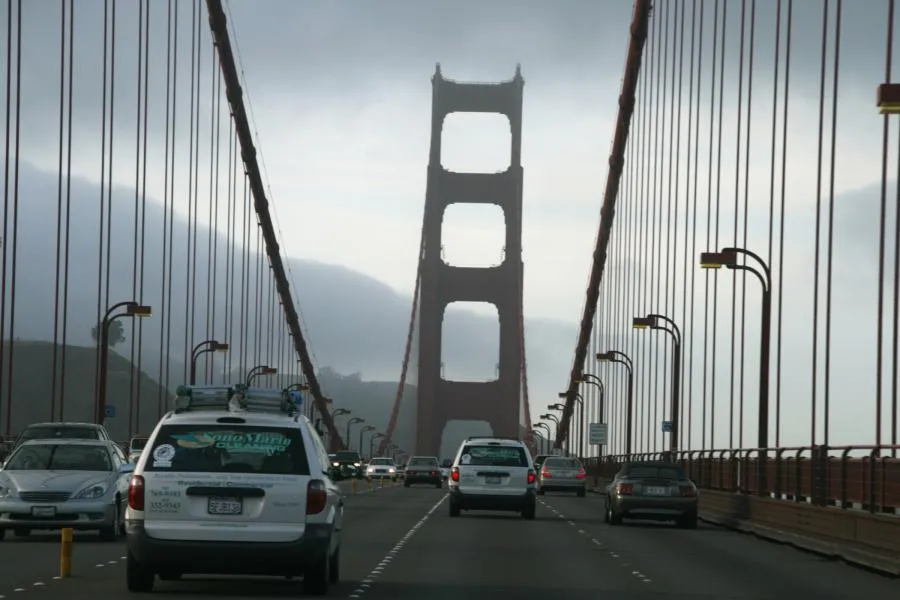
[632,316,654,329]
[126,303,153,317]
[878,83,900,114]
[596,351,613,361]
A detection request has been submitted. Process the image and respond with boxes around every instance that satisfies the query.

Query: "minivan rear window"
[143,425,310,475]
[460,445,528,467]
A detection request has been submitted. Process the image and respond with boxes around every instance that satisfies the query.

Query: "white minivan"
[124,384,344,594]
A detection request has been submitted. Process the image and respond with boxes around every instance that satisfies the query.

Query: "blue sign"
[661,420,673,433]
[105,405,116,418]
[290,390,304,410]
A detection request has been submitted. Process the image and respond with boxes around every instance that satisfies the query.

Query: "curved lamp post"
[190,340,228,385]
[96,301,152,424]
[345,417,364,451]
[596,350,634,457]
[246,364,277,386]
[633,314,682,457]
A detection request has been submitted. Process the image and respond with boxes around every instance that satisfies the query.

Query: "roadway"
[0,482,896,599]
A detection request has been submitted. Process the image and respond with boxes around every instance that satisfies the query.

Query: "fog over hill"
[0,161,576,445]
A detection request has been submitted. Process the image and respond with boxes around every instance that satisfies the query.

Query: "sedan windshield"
[6,444,112,471]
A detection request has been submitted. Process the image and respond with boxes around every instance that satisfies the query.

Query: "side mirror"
[118,463,135,474]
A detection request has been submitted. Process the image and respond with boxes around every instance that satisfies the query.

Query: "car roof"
[24,422,103,428]
[462,437,524,447]
[19,438,113,447]
[409,455,438,459]
[160,410,307,428]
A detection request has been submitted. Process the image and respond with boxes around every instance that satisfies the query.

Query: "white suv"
[124,384,344,594]
[447,436,537,520]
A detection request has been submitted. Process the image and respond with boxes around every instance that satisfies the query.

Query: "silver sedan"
[0,439,133,541]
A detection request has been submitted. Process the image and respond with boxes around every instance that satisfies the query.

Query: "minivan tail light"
[450,467,460,482]
[616,482,633,495]
[307,480,327,515]
[128,475,145,511]
[527,470,536,485]
[575,468,586,480]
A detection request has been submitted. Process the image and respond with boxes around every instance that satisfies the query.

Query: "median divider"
[59,527,73,578]
[589,480,900,576]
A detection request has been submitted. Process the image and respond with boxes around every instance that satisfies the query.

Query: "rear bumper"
[125,520,331,576]
[449,488,535,511]
[405,473,442,485]
[611,495,698,519]
[540,480,586,491]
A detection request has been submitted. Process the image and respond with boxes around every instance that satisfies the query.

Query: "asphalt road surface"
[0,481,897,599]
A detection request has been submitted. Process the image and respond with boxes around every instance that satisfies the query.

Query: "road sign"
[661,420,673,433]
[589,422,608,445]
[105,405,116,418]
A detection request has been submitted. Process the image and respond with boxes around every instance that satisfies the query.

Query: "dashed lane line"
[347,494,448,598]
[537,497,653,585]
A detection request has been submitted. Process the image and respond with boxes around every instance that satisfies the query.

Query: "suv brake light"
[575,467,586,480]
[128,475,145,511]
[527,470,536,485]
[616,482,633,495]
[450,467,460,482]
[306,480,327,515]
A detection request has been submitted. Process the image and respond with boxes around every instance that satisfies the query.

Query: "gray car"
[603,460,698,528]
[537,456,587,496]
[0,439,133,541]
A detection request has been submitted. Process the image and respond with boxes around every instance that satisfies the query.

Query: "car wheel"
[677,512,698,529]
[449,500,461,517]
[302,546,331,595]
[328,543,341,583]
[434,481,442,489]
[13,527,29,537]
[576,488,586,498]
[0,528,6,541]
[98,503,119,542]
[522,500,536,520]
[158,572,182,581]
[126,551,154,592]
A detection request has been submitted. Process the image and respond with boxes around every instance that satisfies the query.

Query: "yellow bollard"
[379,476,384,488]
[60,527,73,578]
[367,478,373,492]
[350,478,357,495]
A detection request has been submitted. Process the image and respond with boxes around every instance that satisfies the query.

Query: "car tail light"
[128,475,145,511]
[575,467,586,480]
[432,470,438,476]
[450,467,460,482]
[307,480,327,515]
[527,470,536,484]
[616,482,633,495]
[541,468,552,478]
[679,485,696,497]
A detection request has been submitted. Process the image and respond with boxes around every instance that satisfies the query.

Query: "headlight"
[0,485,14,499]
[353,462,361,467]
[73,483,108,500]
[332,462,340,467]
[388,467,396,473]
[365,466,374,472]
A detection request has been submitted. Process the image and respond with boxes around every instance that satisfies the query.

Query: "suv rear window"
[460,444,528,467]
[19,426,100,442]
[144,425,310,475]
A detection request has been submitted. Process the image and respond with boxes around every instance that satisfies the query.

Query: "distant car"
[403,456,442,488]
[11,422,112,453]
[128,436,149,464]
[603,460,698,528]
[533,454,549,470]
[328,451,363,480]
[365,457,398,481]
[447,436,537,520]
[0,438,133,541]
[439,458,451,479]
[537,456,587,496]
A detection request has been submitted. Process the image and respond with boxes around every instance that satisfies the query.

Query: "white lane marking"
[346,494,447,598]
[538,498,653,584]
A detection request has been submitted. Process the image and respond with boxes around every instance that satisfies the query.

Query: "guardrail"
[586,445,900,575]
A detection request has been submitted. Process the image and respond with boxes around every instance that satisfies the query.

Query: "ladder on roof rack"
[173,384,300,416]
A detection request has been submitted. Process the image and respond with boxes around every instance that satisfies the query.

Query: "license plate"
[644,486,667,496]
[485,475,501,484]
[31,506,56,517]
[208,496,242,515]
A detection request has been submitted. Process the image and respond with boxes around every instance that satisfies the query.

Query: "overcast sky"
[2,0,898,450]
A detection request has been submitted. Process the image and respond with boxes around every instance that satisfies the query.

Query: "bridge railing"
[586,445,900,514]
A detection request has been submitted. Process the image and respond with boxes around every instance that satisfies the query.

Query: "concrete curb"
[587,486,900,577]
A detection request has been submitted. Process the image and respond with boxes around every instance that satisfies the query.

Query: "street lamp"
[632,314,682,456]
[359,425,375,456]
[558,391,584,457]
[533,422,552,452]
[370,433,385,459]
[246,364,277,386]
[597,350,634,457]
[189,340,228,385]
[332,408,350,419]
[345,417,364,450]
[700,246,772,494]
[575,374,605,456]
[96,301,152,424]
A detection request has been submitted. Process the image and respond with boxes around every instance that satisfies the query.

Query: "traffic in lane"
[539,491,900,599]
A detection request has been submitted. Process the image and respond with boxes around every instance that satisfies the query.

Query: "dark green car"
[328,450,364,480]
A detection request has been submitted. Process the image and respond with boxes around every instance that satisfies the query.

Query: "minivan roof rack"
[174,384,298,416]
